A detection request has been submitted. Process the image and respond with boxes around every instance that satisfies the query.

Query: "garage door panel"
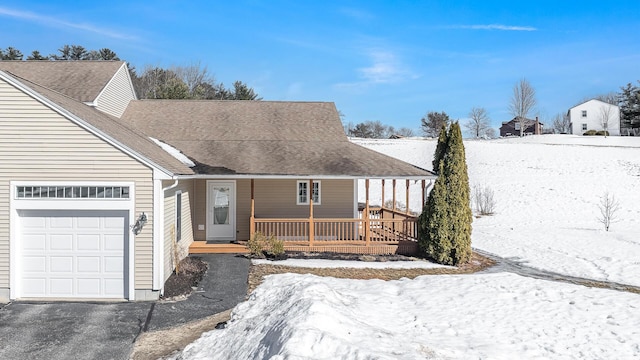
[104,234,124,251]
[77,257,101,272]
[77,279,101,296]
[104,257,123,273]
[19,210,127,299]
[104,279,124,296]
[50,234,73,250]
[23,256,46,272]
[77,234,101,250]
[22,278,46,296]
[50,217,73,228]
[23,234,46,250]
[50,278,73,295]
[50,256,73,272]
[77,217,101,228]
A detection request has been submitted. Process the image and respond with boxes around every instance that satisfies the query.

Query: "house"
[568,99,620,136]
[0,61,434,302]
[499,116,543,137]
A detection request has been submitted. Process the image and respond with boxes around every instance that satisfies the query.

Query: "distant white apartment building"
[568,99,620,136]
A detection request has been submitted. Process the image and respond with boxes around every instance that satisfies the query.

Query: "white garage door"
[19,210,128,299]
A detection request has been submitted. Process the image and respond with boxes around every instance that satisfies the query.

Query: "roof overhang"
[172,174,436,180]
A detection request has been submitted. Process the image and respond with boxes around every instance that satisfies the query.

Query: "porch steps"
[189,241,249,254]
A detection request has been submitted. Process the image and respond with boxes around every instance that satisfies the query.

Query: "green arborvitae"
[419,122,473,265]
[419,161,453,264]
[442,122,473,264]
[432,123,448,173]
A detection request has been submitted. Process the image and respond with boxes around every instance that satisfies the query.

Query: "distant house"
[499,117,543,137]
[568,99,620,136]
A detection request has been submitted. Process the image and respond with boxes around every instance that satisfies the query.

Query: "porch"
[189,179,429,255]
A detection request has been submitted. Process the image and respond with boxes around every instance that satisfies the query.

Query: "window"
[16,185,130,199]
[581,110,587,117]
[582,123,587,131]
[176,191,182,241]
[514,122,521,130]
[297,180,321,205]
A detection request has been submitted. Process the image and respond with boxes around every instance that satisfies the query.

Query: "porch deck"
[189,206,420,255]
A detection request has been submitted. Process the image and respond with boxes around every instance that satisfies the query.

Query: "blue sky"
[2,1,639,133]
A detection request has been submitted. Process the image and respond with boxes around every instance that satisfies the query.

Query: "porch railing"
[252,206,418,246]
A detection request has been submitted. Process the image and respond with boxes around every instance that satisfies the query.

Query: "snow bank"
[174,273,640,359]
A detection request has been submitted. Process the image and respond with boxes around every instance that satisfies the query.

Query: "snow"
[150,137,196,167]
[174,273,640,359]
[173,135,640,359]
[251,258,451,269]
[352,135,640,287]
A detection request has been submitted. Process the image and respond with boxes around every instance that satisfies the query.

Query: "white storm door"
[19,210,126,299]
[206,181,236,241]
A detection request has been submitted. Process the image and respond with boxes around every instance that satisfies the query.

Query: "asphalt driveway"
[0,254,250,360]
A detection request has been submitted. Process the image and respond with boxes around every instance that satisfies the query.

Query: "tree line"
[0,45,260,100]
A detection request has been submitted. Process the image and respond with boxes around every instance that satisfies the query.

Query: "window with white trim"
[582,123,587,131]
[297,180,321,205]
[581,110,587,117]
[15,185,130,199]
[176,191,182,242]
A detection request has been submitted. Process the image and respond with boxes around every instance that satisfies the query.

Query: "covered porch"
[189,178,431,255]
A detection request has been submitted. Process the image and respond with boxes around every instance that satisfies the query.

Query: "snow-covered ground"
[172,135,640,359]
[353,135,640,287]
[175,273,640,359]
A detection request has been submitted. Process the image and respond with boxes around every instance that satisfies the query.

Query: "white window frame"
[514,122,521,131]
[581,110,587,118]
[175,191,182,242]
[582,123,588,131]
[296,180,321,205]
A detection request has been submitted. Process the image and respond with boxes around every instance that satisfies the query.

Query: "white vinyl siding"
[163,180,194,281]
[569,100,621,136]
[94,64,136,118]
[0,78,154,290]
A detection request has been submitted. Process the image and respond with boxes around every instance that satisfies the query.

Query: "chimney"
[535,116,540,135]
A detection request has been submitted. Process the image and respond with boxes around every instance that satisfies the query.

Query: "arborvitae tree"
[419,161,453,264]
[419,122,473,265]
[442,122,472,264]
[432,123,448,173]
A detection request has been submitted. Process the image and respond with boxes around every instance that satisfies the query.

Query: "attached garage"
[10,183,136,301]
[19,210,128,299]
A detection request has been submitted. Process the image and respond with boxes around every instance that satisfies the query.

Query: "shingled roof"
[121,100,434,178]
[0,61,125,102]
[1,71,194,175]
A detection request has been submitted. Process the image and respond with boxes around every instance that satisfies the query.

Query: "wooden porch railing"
[253,209,418,246]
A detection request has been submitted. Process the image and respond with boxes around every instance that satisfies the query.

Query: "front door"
[206,181,236,241]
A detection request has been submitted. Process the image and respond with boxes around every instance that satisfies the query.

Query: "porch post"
[308,179,315,247]
[381,179,385,211]
[250,179,255,239]
[406,179,410,215]
[365,178,370,246]
[421,179,426,208]
[392,179,396,211]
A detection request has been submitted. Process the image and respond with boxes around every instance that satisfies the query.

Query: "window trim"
[175,191,182,242]
[296,180,321,205]
[582,123,588,131]
[581,110,587,118]
[15,185,130,200]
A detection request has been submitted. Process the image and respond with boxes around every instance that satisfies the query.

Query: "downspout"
[163,179,179,192]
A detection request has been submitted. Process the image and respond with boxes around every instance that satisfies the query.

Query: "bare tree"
[484,127,497,138]
[473,185,496,215]
[597,191,620,231]
[421,111,450,137]
[508,78,537,136]
[465,107,491,138]
[396,127,415,137]
[552,112,571,134]
[599,105,614,138]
